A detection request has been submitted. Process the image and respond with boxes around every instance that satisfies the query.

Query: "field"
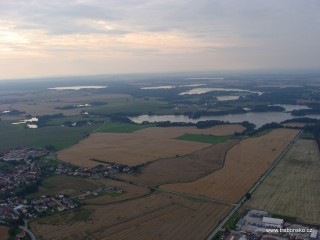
[57,125,243,167]
[30,192,232,240]
[29,175,149,204]
[176,134,231,144]
[282,122,306,128]
[0,121,98,153]
[0,89,131,117]
[245,139,320,225]
[161,129,299,203]
[97,122,155,133]
[0,225,9,240]
[119,139,239,187]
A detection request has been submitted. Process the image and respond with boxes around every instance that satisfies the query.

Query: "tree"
[245,192,251,200]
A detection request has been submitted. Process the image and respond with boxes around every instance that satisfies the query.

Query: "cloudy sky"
[0,0,319,79]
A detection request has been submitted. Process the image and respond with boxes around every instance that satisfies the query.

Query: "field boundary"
[205,130,302,240]
[153,188,236,206]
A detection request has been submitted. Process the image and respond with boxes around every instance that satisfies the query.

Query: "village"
[0,147,128,224]
[0,184,123,223]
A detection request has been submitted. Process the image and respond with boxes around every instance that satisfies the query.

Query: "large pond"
[48,86,107,90]
[130,106,319,128]
[179,87,263,96]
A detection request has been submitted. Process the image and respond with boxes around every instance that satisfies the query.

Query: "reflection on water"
[141,86,175,89]
[179,87,263,95]
[12,117,38,125]
[270,104,310,112]
[179,84,206,87]
[131,111,320,128]
[48,86,107,90]
[216,96,240,101]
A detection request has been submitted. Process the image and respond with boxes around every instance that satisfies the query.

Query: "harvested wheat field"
[161,129,299,203]
[119,139,239,187]
[245,139,320,225]
[58,125,242,167]
[134,124,245,138]
[282,122,306,128]
[31,192,231,240]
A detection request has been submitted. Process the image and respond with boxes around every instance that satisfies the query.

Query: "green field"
[300,131,314,139]
[97,122,155,133]
[252,129,272,137]
[30,175,124,199]
[0,121,98,153]
[0,162,15,172]
[176,134,231,144]
[91,97,169,115]
[31,176,101,198]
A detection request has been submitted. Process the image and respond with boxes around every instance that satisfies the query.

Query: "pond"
[48,86,107,90]
[130,110,319,128]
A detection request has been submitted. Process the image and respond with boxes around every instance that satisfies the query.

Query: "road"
[19,220,37,240]
[205,130,302,240]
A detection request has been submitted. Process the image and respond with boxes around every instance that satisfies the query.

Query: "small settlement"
[0,147,130,224]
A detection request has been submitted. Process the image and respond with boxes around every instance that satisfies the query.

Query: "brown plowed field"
[119,139,239,187]
[58,124,243,167]
[161,129,299,203]
[31,192,231,240]
[245,139,320,225]
[0,226,9,240]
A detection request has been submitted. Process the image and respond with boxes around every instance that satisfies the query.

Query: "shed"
[310,230,318,240]
[262,217,284,227]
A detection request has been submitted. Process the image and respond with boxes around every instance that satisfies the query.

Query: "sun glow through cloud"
[0,0,319,79]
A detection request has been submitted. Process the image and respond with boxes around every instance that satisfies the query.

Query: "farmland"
[29,175,150,204]
[176,133,231,144]
[0,121,98,153]
[245,139,320,225]
[119,139,239,187]
[97,122,155,133]
[30,192,232,240]
[161,129,299,203]
[0,225,9,240]
[1,74,320,240]
[57,125,242,167]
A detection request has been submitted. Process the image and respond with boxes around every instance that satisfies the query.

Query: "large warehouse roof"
[262,217,284,226]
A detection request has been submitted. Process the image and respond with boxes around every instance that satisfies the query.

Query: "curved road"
[19,220,37,240]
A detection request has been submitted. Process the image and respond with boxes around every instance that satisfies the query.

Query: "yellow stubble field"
[161,129,299,203]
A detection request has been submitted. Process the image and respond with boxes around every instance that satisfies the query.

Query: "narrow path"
[153,187,236,206]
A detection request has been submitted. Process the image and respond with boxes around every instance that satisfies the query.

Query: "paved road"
[19,220,37,240]
[205,130,302,240]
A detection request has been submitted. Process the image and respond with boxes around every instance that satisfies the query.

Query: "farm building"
[249,210,269,218]
[310,230,318,240]
[262,217,284,228]
[236,218,246,230]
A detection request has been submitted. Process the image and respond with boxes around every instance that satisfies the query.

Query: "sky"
[0,0,319,79]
